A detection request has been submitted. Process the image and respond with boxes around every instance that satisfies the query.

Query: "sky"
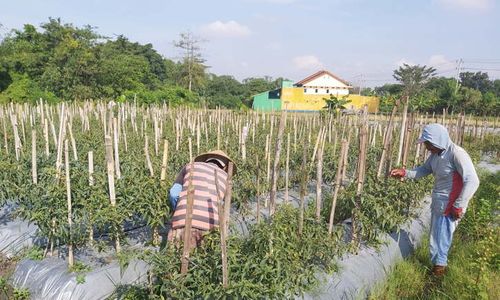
[1,0,499,87]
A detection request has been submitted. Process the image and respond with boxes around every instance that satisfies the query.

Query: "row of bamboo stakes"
[0,100,495,278]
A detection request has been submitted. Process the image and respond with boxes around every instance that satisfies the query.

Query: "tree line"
[0,18,499,114]
[364,64,500,115]
[0,18,283,108]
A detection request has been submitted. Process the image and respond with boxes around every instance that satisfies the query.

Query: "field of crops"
[0,100,497,298]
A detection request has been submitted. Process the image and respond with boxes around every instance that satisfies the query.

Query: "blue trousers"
[429,212,458,266]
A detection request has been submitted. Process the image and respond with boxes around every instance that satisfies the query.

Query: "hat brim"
[194,153,237,175]
[416,137,426,144]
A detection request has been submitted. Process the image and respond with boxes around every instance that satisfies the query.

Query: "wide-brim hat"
[194,150,237,175]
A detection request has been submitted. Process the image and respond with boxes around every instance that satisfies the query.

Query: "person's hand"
[450,207,463,221]
[389,168,406,178]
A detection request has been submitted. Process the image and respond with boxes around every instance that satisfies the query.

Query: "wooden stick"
[67,121,78,161]
[214,169,228,288]
[145,136,154,177]
[105,135,120,252]
[88,151,94,245]
[113,118,121,179]
[43,119,49,157]
[396,96,408,166]
[160,139,169,182]
[65,139,74,267]
[315,131,326,222]
[55,104,67,178]
[284,132,290,204]
[269,110,286,216]
[298,143,308,236]
[256,155,261,224]
[181,162,195,275]
[352,107,369,249]
[31,130,37,184]
[223,162,234,234]
[377,102,398,178]
[328,139,347,235]
[2,116,8,155]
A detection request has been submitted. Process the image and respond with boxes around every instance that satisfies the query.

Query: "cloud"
[395,58,415,68]
[292,55,323,70]
[436,0,493,11]
[428,54,454,67]
[200,21,251,39]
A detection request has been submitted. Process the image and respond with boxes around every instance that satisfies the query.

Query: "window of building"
[304,88,307,93]
[326,89,329,93]
[315,89,318,93]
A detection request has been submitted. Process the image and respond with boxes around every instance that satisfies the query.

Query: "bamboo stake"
[105,135,120,252]
[315,132,326,222]
[256,155,261,224]
[145,136,154,177]
[396,96,408,166]
[2,116,8,155]
[55,104,67,178]
[43,119,49,157]
[188,137,193,163]
[88,151,94,245]
[181,162,195,275]
[113,118,121,179]
[31,130,37,184]
[269,110,286,216]
[298,143,308,236]
[214,169,228,288]
[352,107,369,249]
[65,140,74,267]
[284,132,290,203]
[160,139,169,182]
[328,139,347,235]
[265,134,271,184]
[377,103,398,178]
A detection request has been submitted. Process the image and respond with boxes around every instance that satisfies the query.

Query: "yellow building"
[252,70,379,113]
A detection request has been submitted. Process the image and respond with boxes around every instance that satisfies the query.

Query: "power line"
[462,67,500,71]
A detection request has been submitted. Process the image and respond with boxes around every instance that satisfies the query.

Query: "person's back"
[171,161,228,231]
[168,150,236,247]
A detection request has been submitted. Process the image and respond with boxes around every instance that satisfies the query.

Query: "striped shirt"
[171,162,228,231]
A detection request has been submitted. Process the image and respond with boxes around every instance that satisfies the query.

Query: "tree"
[393,64,436,98]
[203,74,244,108]
[174,31,207,92]
[457,87,483,114]
[322,94,351,115]
[459,71,492,94]
[241,77,278,105]
[426,77,459,112]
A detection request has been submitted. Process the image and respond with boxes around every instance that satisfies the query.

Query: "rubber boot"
[432,265,446,276]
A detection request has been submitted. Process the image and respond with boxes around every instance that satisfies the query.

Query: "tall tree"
[174,32,207,92]
[393,64,436,98]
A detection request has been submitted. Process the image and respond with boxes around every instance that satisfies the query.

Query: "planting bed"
[0,101,496,299]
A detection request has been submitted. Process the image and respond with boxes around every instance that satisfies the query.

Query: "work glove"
[449,207,463,221]
[389,168,406,178]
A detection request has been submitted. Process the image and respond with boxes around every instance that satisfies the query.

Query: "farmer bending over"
[168,150,236,247]
[390,123,479,276]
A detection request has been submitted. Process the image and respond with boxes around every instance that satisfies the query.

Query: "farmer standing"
[168,150,236,247]
[390,123,479,276]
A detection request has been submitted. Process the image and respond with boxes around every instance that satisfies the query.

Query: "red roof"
[296,70,351,87]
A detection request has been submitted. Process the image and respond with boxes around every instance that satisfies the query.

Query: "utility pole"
[454,58,463,94]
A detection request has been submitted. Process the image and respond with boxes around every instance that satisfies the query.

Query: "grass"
[369,171,500,300]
